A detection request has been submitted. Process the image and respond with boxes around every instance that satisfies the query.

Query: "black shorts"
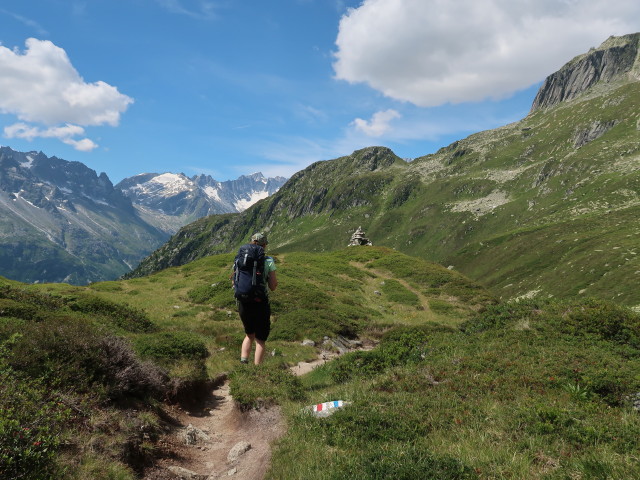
[238,301,271,342]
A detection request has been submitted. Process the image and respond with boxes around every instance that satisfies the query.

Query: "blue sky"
[1,0,639,183]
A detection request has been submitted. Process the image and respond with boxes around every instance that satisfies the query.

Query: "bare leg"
[254,339,266,365]
[241,334,255,360]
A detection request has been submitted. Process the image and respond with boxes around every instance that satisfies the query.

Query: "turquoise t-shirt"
[264,256,276,295]
[265,256,276,276]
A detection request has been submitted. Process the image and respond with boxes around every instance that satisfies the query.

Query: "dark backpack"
[233,243,267,303]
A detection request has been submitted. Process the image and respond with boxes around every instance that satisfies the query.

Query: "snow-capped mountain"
[116,172,287,234]
[0,146,287,284]
[0,147,168,284]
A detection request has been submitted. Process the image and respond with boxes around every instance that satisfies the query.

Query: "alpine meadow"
[2,33,640,479]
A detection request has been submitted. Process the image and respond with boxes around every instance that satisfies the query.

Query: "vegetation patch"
[133,331,209,363]
[380,279,420,306]
[229,363,306,410]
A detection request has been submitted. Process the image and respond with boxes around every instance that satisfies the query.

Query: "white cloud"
[0,38,132,150]
[351,109,401,137]
[333,0,640,107]
[4,123,98,151]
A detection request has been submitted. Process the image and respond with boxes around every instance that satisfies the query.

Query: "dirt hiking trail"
[144,355,336,480]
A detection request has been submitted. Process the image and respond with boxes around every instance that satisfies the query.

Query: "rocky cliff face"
[532,33,640,111]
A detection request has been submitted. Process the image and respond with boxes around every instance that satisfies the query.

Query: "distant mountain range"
[126,33,640,309]
[116,172,286,235]
[0,150,286,284]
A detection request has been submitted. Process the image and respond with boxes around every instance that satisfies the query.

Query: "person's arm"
[268,271,278,291]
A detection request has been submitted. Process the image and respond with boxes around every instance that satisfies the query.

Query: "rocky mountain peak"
[531,32,640,111]
[350,146,402,171]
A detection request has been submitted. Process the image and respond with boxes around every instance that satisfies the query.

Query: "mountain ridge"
[116,171,287,234]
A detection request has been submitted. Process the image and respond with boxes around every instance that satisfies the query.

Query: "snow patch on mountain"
[20,155,35,169]
[235,190,269,211]
[203,186,221,201]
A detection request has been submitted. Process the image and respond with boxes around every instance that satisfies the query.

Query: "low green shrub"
[460,299,544,333]
[0,299,39,321]
[0,285,64,311]
[548,298,640,347]
[6,318,167,401]
[67,296,155,333]
[0,357,70,479]
[187,279,236,309]
[462,298,640,349]
[381,279,420,306]
[270,308,362,342]
[229,363,306,409]
[429,299,456,314]
[133,331,209,362]
[329,325,430,382]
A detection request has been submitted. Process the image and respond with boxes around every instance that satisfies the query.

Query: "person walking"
[233,232,277,365]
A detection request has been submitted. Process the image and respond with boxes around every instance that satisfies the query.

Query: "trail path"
[145,355,335,480]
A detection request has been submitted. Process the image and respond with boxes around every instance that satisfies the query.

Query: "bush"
[270,308,362,342]
[0,356,69,479]
[462,298,640,348]
[67,296,155,333]
[97,336,168,401]
[0,299,39,321]
[549,298,640,347]
[330,326,430,382]
[381,279,420,306]
[187,280,233,306]
[429,299,456,314]
[0,285,64,311]
[133,331,209,362]
[460,299,544,333]
[229,363,306,409]
[4,316,167,402]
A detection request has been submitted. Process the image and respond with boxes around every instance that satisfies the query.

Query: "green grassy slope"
[0,247,493,478]
[3,245,640,478]
[266,298,640,479]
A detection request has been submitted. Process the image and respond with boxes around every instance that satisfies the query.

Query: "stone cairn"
[348,226,372,246]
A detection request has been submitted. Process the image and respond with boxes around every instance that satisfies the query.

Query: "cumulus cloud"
[0,38,133,150]
[333,0,640,107]
[4,123,98,152]
[351,109,401,137]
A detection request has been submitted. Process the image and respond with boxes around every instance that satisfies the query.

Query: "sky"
[1,1,639,184]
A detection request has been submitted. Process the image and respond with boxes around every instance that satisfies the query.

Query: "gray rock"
[227,441,251,463]
[181,424,210,445]
[301,339,316,347]
[573,120,617,148]
[532,33,640,111]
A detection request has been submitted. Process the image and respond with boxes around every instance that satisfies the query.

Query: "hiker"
[232,232,277,365]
